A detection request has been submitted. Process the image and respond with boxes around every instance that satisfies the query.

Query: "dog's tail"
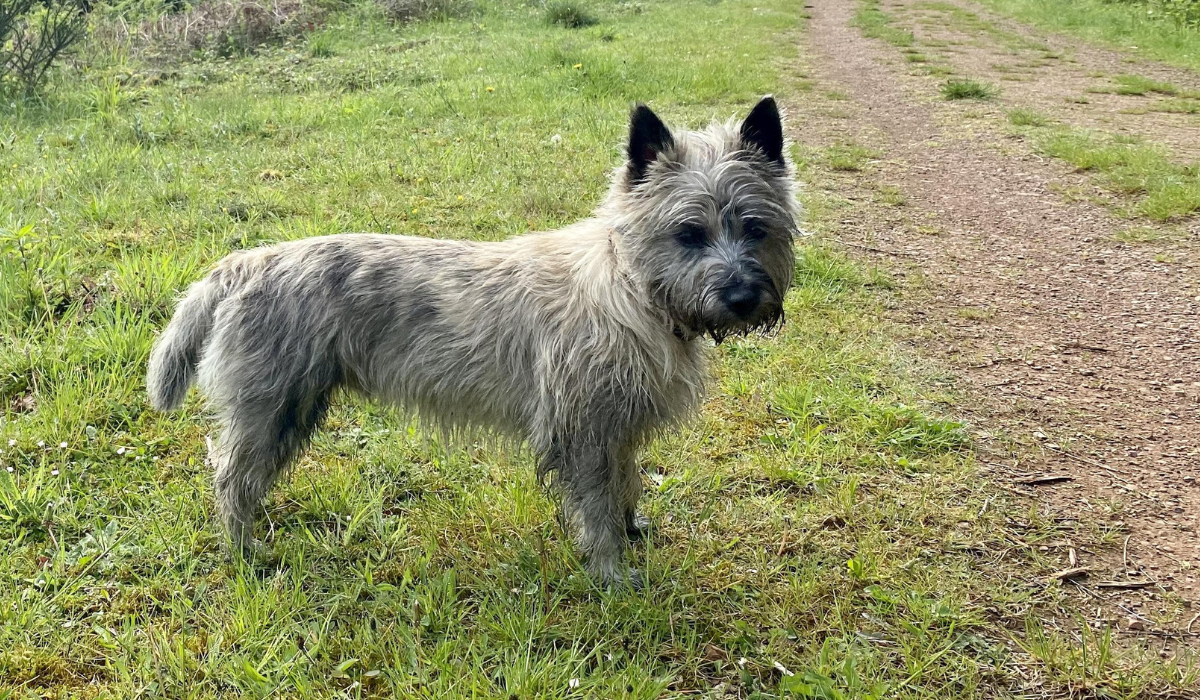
[146,272,229,412]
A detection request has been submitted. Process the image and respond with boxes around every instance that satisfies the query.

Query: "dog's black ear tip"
[626,103,675,185]
[741,95,786,165]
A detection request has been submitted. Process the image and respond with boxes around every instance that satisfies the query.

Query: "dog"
[146,96,799,587]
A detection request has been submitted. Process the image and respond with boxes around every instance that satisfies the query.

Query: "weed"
[1008,107,1049,126]
[941,77,997,100]
[308,31,336,58]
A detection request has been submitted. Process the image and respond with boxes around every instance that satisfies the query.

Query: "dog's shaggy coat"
[147,97,799,586]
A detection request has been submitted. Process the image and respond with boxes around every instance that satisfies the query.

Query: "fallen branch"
[1096,580,1153,590]
[1047,566,1091,581]
[1017,474,1074,486]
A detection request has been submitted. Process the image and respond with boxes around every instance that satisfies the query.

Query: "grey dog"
[146,96,798,587]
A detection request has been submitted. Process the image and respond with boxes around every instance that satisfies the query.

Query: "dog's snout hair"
[146,96,800,588]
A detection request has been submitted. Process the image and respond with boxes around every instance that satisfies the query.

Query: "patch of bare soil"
[787,0,1200,635]
[893,0,1200,161]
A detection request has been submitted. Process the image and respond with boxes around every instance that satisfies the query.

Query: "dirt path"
[787,0,1200,628]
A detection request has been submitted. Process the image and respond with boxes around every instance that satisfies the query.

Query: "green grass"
[1007,107,1050,126]
[1,0,1197,697]
[1111,225,1172,243]
[940,77,998,100]
[824,143,877,172]
[914,0,1053,53]
[1153,97,1200,113]
[1112,73,1182,96]
[853,0,916,47]
[1035,129,1200,219]
[974,0,1200,72]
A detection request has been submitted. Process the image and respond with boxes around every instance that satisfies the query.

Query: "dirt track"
[787,0,1200,625]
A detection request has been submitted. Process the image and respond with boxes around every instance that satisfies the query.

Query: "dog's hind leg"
[211,389,332,558]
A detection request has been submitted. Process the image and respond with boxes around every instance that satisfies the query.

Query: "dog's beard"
[665,283,785,344]
[699,305,785,345]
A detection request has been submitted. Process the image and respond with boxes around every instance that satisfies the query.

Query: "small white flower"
[152,456,159,462]
[738,657,749,667]
[59,442,67,449]
[550,133,563,146]
[6,466,13,473]
[36,440,45,448]
[116,447,126,455]
[51,469,59,476]
[568,678,580,690]
[7,439,14,447]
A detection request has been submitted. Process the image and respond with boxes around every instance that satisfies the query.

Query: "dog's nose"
[722,284,761,319]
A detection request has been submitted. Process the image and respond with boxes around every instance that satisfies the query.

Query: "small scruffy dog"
[147,96,798,587]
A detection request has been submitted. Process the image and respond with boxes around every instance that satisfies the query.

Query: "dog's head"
[607,96,798,342]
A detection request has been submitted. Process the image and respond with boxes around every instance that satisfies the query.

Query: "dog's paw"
[588,560,644,590]
[625,513,652,542]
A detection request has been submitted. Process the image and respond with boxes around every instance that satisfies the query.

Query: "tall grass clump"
[941,77,997,99]
[545,0,598,28]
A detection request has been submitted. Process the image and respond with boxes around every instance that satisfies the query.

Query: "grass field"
[974,0,1200,72]
[1,0,1196,697]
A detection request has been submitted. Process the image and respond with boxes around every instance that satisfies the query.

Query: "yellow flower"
[485,86,495,92]
[573,63,582,69]
[457,195,464,201]
[412,208,419,214]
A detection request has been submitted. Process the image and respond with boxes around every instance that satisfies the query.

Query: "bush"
[95,0,323,60]
[1,0,89,94]
[376,0,473,23]
[544,0,597,28]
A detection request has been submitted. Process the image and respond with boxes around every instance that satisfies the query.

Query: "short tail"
[146,276,226,411]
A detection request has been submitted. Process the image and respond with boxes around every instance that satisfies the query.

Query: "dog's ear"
[740,95,785,167]
[627,104,675,187]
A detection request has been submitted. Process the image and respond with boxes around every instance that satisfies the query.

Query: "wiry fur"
[146,97,799,586]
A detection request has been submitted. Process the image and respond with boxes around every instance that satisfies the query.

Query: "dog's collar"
[608,226,692,344]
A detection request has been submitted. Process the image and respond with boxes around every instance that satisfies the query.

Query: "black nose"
[722,284,761,319]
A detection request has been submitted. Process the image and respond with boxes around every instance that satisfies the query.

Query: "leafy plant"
[0,0,90,94]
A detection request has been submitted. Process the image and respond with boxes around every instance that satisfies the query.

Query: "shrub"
[1,0,89,94]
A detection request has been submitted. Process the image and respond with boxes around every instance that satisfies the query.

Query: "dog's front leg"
[555,435,641,589]
[618,447,650,542]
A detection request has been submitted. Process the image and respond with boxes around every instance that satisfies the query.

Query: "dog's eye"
[742,219,769,243]
[675,224,708,249]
